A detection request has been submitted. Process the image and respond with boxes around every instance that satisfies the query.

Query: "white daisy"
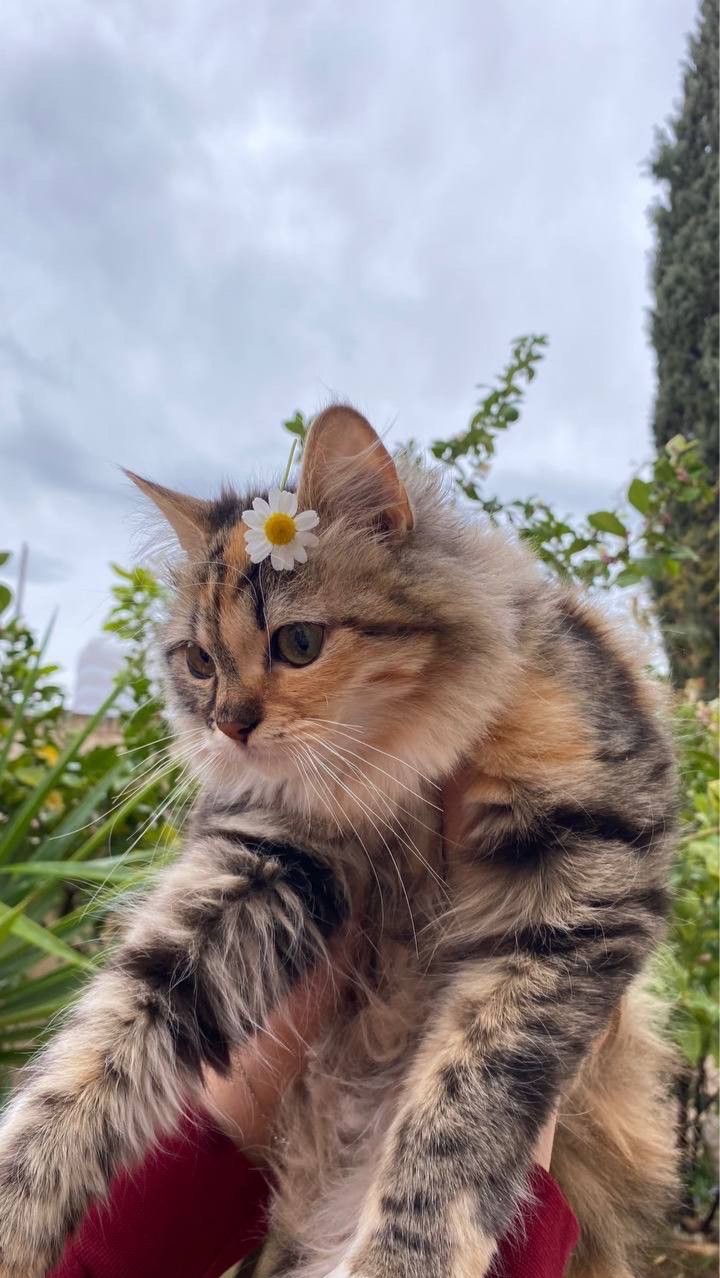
[241,487,319,571]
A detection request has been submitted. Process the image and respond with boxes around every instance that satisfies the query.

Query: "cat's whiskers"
[293,744,344,835]
[115,734,201,801]
[304,734,448,897]
[47,732,205,845]
[300,716,366,733]
[118,720,207,759]
[161,764,206,852]
[121,759,200,860]
[75,757,202,922]
[120,723,206,779]
[106,749,201,834]
[304,720,442,791]
[300,726,441,813]
[293,742,386,940]
[300,742,418,955]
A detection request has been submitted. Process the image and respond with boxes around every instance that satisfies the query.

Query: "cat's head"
[130,407,526,814]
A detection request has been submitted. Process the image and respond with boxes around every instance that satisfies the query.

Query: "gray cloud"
[4,546,71,586]
[0,0,696,677]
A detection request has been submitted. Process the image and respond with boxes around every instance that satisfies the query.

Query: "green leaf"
[283,412,307,440]
[587,511,628,537]
[0,1051,35,1071]
[0,584,12,614]
[674,1018,703,1065]
[0,902,94,971]
[0,854,154,884]
[627,478,652,515]
[0,551,10,567]
[0,611,57,776]
[30,757,129,863]
[0,897,33,945]
[665,433,692,458]
[0,681,125,864]
[0,1002,69,1031]
[633,556,672,581]
[13,766,46,788]
[0,966,86,1014]
[66,771,177,865]
[614,564,647,587]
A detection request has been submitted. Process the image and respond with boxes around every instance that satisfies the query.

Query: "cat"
[0,406,677,1278]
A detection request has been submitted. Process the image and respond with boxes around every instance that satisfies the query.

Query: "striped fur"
[0,408,677,1277]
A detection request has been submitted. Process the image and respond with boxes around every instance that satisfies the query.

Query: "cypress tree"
[649,0,719,693]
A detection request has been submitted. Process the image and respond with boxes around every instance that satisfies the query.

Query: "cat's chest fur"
[258,798,454,1276]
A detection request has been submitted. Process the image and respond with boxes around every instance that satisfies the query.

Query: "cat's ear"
[125,471,211,555]
[298,406,413,535]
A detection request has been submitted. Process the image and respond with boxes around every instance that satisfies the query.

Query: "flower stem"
[281,439,298,490]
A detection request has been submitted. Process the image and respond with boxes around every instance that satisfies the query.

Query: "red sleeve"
[494,1166,580,1278]
[49,1115,270,1278]
[51,1123,577,1278]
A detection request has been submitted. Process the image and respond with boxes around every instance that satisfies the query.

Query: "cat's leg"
[330,884,668,1278]
[0,819,346,1278]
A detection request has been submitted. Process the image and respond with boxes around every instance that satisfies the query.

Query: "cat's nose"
[216,716,261,745]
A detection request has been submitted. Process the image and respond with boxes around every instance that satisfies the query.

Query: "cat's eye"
[272,622,325,667]
[185,643,216,679]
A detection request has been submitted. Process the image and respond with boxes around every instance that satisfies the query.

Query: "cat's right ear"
[124,471,210,556]
[298,406,413,535]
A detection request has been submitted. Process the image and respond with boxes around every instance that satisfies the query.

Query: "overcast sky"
[1,0,696,694]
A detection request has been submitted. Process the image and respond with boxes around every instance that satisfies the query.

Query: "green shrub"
[0,564,180,1090]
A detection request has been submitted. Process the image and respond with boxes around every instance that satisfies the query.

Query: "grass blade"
[0,902,95,971]
[0,612,56,776]
[0,855,154,884]
[0,682,125,865]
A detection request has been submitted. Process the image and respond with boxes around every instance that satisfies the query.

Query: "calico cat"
[0,407,677,1278]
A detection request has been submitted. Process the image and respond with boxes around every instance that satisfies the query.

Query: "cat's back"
[451,582,676,852]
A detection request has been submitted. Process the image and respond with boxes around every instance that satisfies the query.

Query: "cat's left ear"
[298,406,414,535]
[125,471,212,556]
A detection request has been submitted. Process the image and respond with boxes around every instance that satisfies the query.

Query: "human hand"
[202,931,354,1162]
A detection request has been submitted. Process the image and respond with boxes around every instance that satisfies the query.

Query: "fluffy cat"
[0,408,677,1278]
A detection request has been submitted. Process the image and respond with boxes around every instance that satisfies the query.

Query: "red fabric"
[494,1166,580,1277]
[51,1120,579,1278]
[49,1117,269,1278]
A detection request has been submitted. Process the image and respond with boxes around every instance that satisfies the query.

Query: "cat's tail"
[552,979,679,1278]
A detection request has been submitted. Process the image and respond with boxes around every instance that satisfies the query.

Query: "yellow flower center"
[263,511,296,546]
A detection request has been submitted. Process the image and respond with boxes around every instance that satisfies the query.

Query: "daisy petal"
[296,530,318,548]
[267,487,282,511]
[277,489,297,515]
[242,510,264,530]
[294,509,319,531]
[249,547,271,563]
[270,550,289,570]
[251,497,271,516]
[244,532,269,552]
[292,542,308,564]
